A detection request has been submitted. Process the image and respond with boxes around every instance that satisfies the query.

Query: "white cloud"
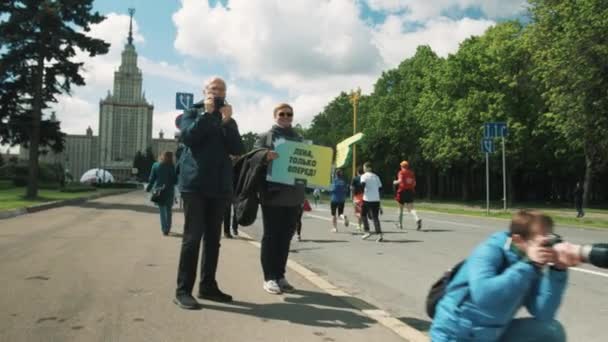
[50,95,98,135]
[171,0,498,132]
[173,0,383,78]
[373,16,495,65]
[366,0,527,20]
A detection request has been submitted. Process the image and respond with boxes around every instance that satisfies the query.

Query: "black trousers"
[176,192,228,296]
[361,201,382,233]
[261,205,298,281]
[223,202,238,234]
[295,206,304,236]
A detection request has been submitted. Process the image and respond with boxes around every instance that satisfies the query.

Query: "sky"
[5,0,529,154]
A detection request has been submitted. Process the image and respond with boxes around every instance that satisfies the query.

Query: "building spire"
[128,8,135,45]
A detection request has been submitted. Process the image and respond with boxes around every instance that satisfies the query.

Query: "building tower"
[98,8,153,180]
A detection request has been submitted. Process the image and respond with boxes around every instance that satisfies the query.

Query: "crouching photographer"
[430,210,573,342]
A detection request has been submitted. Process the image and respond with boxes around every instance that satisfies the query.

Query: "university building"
[20,10,176,181]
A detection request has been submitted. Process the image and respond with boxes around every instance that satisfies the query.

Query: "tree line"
[302,0,608,206]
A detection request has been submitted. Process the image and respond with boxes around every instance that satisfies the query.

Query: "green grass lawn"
[0,187,115,211]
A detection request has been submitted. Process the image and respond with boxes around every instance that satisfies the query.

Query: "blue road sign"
[175,92,194,110]
[482,138,495,154]
[484,122,508,138]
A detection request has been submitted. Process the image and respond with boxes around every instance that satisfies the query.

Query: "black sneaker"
[416,219,422,231]
[173,294,201,310]
[198,284,233,303]
[232,229,239,236]
[224,232,233,239]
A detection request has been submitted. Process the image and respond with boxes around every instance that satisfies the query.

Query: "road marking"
[238,230,429,342]
[572,267,608,278]
[306,212,608,279]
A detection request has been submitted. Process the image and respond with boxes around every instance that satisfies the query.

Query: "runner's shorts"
[396,190,415,204]
[353,194,364,215]
[331,202,345,216]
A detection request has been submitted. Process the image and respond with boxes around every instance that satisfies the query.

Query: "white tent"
[80,168,114,184]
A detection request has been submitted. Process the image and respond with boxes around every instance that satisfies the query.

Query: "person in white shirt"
[360,162,383,242]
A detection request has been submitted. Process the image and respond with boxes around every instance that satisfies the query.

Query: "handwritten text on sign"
[268,140,333,188]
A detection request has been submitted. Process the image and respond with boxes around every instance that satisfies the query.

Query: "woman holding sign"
[254,103,305,295]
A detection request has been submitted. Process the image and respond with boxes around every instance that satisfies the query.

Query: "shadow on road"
[380,239,423,244]
[398,316,431,332]
[421,229,453,233]
[203,289,377,330]
[72,202,183,214]
[298,239,349,243]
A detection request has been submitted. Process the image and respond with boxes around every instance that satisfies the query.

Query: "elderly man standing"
[174,77,244,310]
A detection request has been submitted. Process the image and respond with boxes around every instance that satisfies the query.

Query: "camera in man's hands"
[543,233,563,247]
[213,96,225,112]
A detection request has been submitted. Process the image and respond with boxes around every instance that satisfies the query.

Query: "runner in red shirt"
[393,161,422,230]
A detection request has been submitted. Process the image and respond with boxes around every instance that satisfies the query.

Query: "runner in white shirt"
[360,162,383,242]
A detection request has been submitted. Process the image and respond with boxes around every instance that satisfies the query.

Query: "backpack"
[425,260,465,319]
[426,248,507,319]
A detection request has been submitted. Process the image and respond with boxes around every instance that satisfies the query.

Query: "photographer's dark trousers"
[361,201,382,234]
[260,205,298,281]
[176,192,228,296]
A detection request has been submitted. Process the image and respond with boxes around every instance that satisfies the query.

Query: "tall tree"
[0,1,109,198]
[241,132,259,152]
[526,0,608,205]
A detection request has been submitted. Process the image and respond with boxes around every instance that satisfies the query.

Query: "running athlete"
[393,160,422,230]
[329,169,349,232]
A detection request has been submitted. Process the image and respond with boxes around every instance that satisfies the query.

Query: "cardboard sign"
[267,139,334,188]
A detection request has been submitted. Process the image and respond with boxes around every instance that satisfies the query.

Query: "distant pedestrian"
[360,162,383,242]
[574,181,584,218]
[146,151,178,236]
[313,188,321,207]
[393,160,422,230]
[329,168,349,232]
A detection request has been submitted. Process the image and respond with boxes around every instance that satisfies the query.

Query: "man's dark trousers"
[176,192,228,295]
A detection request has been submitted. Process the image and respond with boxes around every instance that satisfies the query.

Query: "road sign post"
[502,136,506,211]
[486,152,490,215]
[483,122,508,212]
[481,138,494,215]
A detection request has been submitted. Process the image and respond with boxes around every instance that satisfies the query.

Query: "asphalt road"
[241,202,608,341]
[0,192,406,342]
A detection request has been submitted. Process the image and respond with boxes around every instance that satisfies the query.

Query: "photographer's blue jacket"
[177,105,244,197]
[430,231,568,341]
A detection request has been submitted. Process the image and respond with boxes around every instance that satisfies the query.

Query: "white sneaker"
[376,234,384,242]
[361,232,372,240]
[331,227,338,233]
[277,278,295,293]
[263,280,282,294]
[343,215,349,227]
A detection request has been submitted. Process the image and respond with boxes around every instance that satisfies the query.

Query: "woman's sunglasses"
[278,111,293,117]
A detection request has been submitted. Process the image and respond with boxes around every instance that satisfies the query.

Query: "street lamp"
[349,87,361,177]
